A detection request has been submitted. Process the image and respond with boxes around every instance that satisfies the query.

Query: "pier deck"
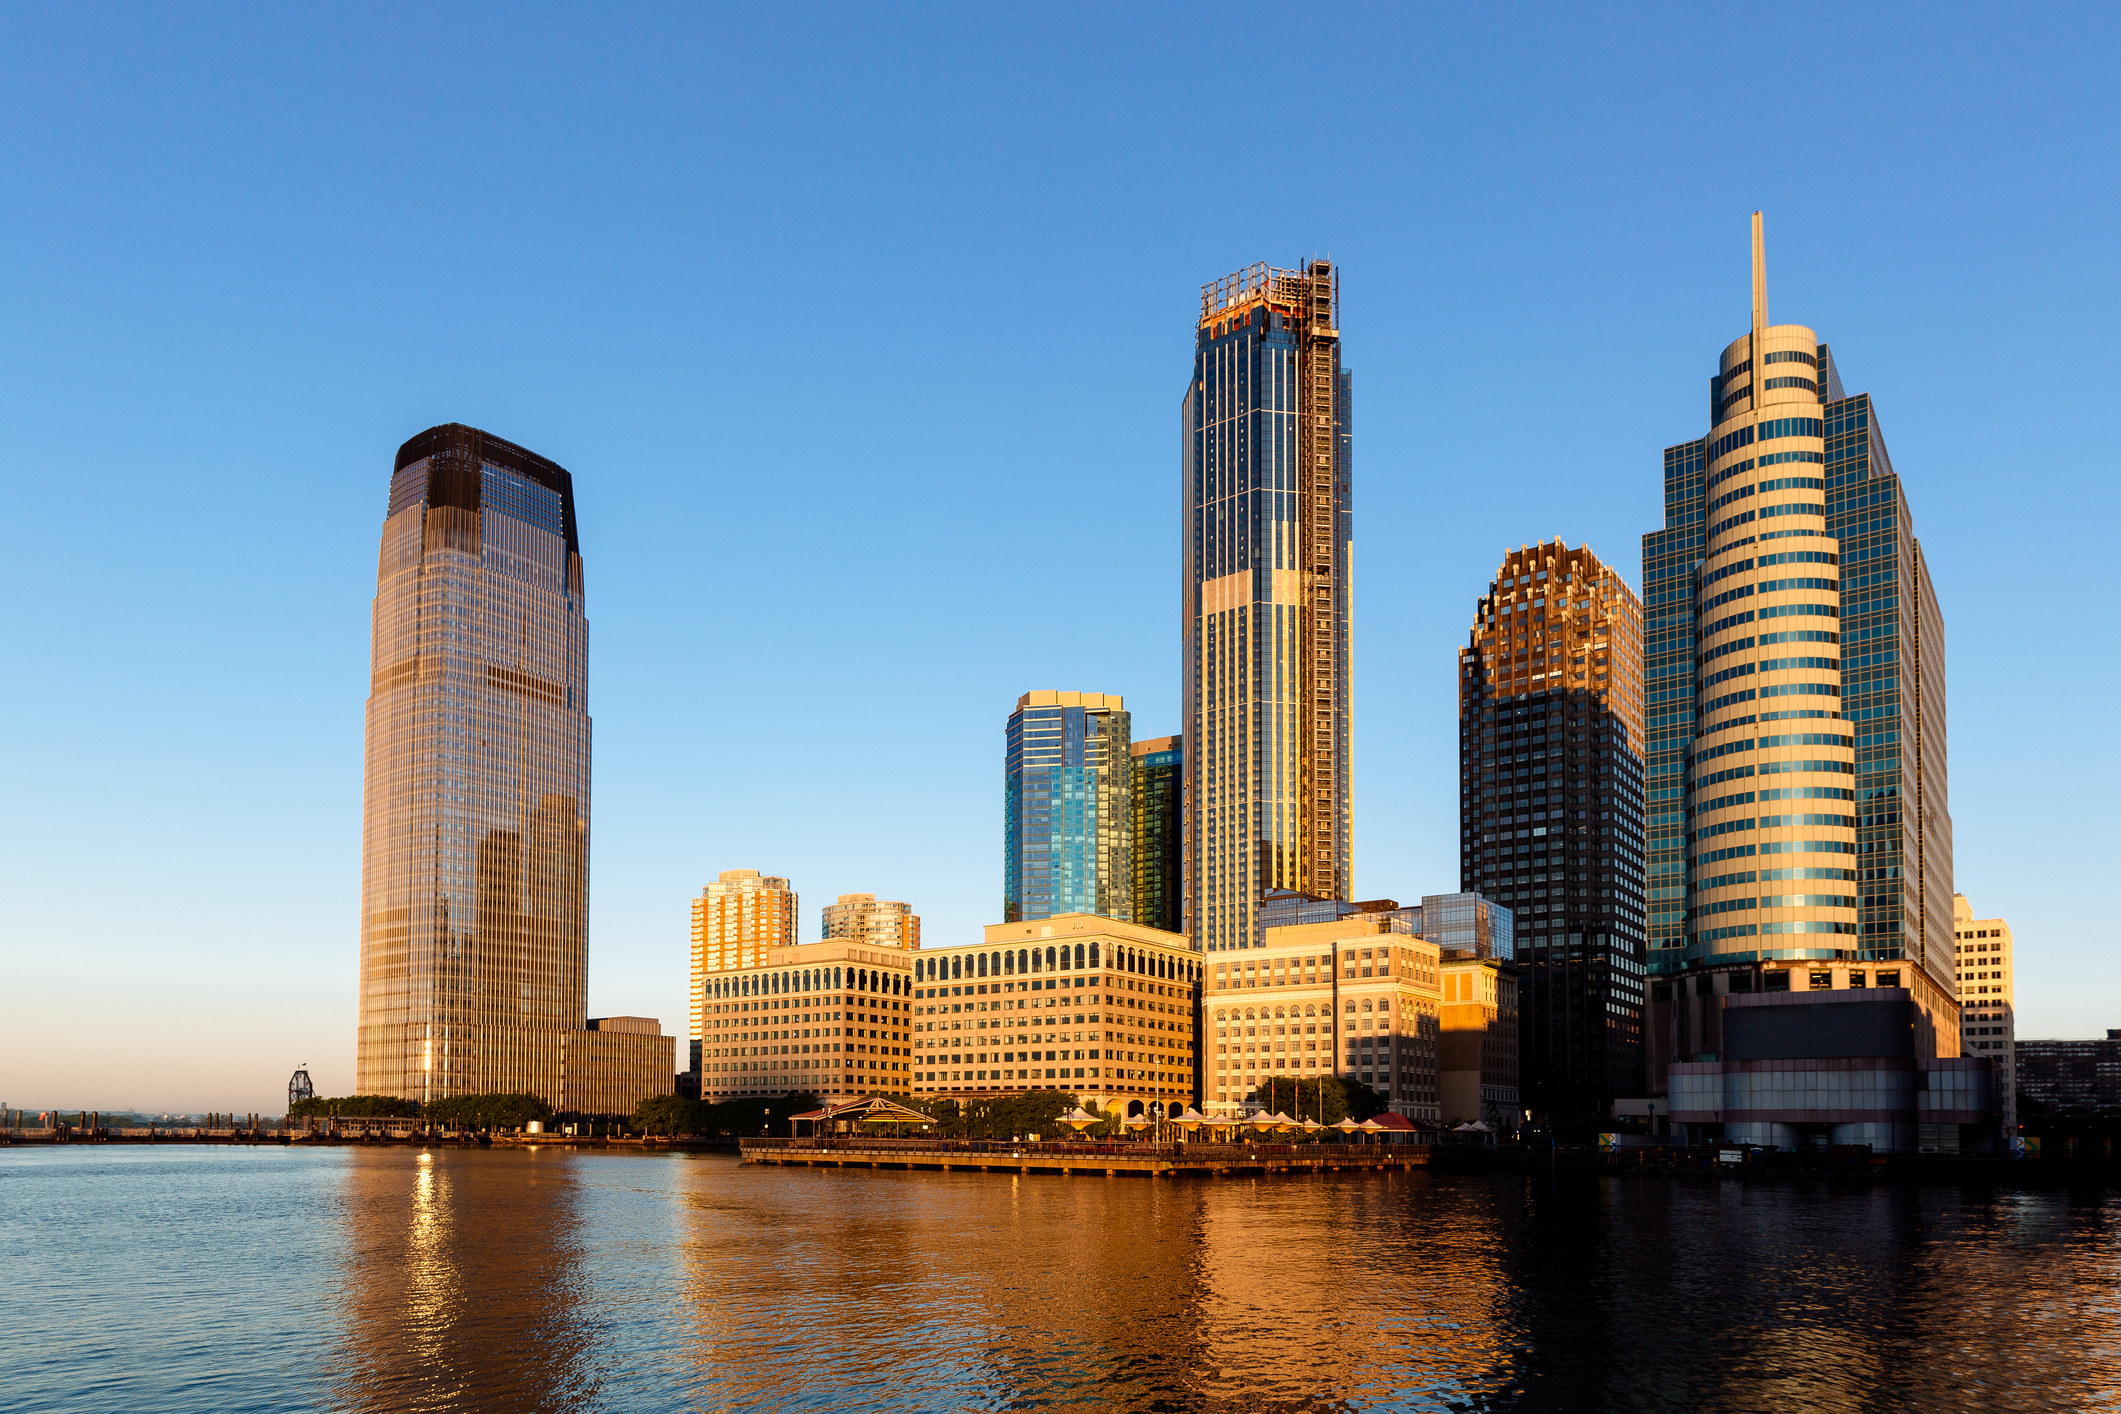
[740,1136,1430,1177]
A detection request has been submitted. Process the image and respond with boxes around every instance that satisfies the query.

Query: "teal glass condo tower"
[1640,217,1955,1079]
[1004,692,1133,923]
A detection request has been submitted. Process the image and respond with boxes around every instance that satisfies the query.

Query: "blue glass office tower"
[1004,692,1133,923]
[1184,261,1352,954]
[1641,217,1955,1088]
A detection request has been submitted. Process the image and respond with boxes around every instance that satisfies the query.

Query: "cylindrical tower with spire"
[1686,214,1859,974]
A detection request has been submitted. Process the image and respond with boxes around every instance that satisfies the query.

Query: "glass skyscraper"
[356,423,669,1111]
[1130,734,1184,934]
[1004,691,1132,923]
[1184,261,1352,954]
[1640,217,1956,1078]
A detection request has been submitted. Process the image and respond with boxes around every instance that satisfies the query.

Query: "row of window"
[1693,838,1858,866]
[1707,448,1825,491]
[1709,476,1826,514]
[1701,867,1856,887]
[1708,417,1825,461]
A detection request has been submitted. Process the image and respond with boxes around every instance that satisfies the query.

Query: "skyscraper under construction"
[1184,261,1352,953]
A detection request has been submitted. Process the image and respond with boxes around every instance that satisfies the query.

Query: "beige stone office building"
[910,915,1202,1118]
[1440,953,1521,1131]
[1208,910,1443,1124]
[821,893,921,951]
[696,941,916,1103]
[689,869,801,1073]
[1954,893,2016,1131]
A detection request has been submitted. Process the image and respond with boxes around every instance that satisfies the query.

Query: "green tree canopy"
[422,1093,554,1130]
[632,1094,712,1136]
[907,1091,1080,1139]
[286,1094,418,1119]
[1244,1074,1385,1125]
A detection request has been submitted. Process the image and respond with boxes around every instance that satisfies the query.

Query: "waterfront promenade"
[740,1135,1432,1176]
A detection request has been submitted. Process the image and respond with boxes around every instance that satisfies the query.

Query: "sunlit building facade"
[696,942,916,1102]
[1642,217,1958,1134]
[355,423,670,1112]
[1440,952,1521,1132]
[821,892,921,951]
[1185,261,1352,954]
[1004,691,1132,923]
[910,915,1202,1117]
[1954,893,2016,1132]
[689,869,801,1072]
[1210,908,1441,1122]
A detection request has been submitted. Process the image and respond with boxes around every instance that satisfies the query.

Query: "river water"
[2,1146,2116,1412]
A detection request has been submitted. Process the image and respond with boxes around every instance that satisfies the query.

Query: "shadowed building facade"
[355,424,670,1112]
[1185,261,1352,955]
[1130,735,1184,934]
[1458,541,1646,1125]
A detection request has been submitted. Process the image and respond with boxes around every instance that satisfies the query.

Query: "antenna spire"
[1751,211,1768,331]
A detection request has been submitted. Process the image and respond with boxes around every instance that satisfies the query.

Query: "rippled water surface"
[3,1146,2118,1412]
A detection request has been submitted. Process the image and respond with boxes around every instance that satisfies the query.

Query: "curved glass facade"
[356,424,592,1104]
[1641,216,1956,1078]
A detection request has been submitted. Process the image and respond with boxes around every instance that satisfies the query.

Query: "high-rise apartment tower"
[1184,261,1352,953]
[1642,215,1955,1085]
[1130,735,1184,935]
[1004,692,1132,924]
[689,869,801,1072]
[822,893,921,951]
[356,424,670,1111]
[1458,541,1646,1123]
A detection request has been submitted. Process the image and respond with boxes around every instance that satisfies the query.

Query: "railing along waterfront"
[735,1134,1437,1179]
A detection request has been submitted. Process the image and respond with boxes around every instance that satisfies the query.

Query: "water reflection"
[333,1149,594,1412]
[54,1146,2091,1414]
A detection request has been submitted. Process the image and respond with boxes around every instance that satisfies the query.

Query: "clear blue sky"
[4,6,2115,1112]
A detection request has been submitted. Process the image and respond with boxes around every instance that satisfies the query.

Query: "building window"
[1808,972,1832,989]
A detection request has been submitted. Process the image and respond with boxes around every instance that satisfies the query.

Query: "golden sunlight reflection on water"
[4,1145,2116,1413]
